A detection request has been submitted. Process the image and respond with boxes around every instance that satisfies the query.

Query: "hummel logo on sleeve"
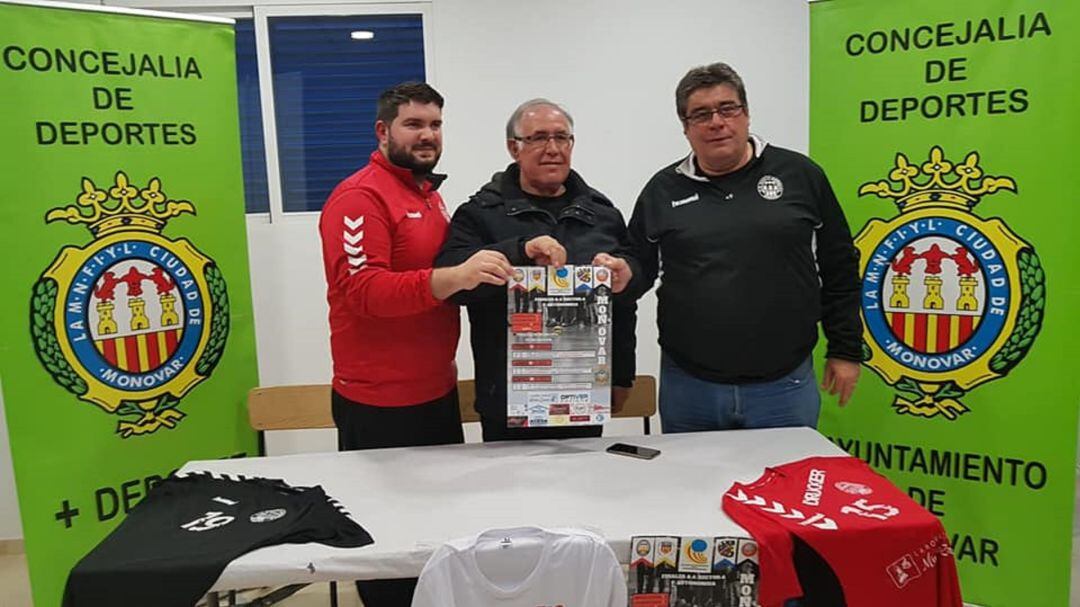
[671,193,700,208]
[343,215,365,274]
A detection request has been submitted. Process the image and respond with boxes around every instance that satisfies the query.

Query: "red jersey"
[722,456,962,607]
[319,150,459,406]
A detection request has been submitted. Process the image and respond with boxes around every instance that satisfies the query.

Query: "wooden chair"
[248,374,659,448]
[618,374,658,434]
[246,382,483,439]
[458,379,479,423]
[246,382,481,454]
[247,384,334,456]
[245,385,338,606]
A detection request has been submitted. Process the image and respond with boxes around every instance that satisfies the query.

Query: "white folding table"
[178,427,845,592]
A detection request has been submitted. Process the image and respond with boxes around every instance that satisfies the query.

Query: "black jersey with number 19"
[63,473,373,607]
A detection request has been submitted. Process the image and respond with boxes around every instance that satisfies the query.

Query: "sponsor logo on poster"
[713,538,737,571]
[635,538,654,561]
[548,266,573,295]
[656,538,678,567]
[678,537,712,573]
[738,539,759,562]
[549,415,570,426]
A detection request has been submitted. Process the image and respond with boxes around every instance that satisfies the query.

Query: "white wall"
[0,0,809,538]
[0,386,22,540]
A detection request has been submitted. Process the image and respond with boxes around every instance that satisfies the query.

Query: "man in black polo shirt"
[626,62,862,432]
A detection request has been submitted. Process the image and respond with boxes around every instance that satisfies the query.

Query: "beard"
[386,136,441,175]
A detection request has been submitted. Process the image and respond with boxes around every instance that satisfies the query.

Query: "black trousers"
[331,389,463,606]
[480,412,603,442]
[331,388,464,450]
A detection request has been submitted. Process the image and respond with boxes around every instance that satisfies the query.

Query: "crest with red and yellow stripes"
[855,148,1045,420]
[32,173,229,437]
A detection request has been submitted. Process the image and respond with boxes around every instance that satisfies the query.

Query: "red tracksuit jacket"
[319,150,459,406]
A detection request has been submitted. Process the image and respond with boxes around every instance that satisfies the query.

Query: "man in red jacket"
[319,82,511,604]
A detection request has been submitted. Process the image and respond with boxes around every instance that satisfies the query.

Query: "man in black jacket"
[435,98,636,441]
[625,62,862,433]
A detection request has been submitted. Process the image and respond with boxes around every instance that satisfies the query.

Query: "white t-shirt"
[412,527,626,607]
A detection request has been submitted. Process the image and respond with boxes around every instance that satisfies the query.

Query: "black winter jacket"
[435,164,637,419]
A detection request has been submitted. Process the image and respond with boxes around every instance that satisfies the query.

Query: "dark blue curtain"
[235,18,270,214]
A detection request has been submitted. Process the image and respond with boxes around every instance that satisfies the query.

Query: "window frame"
[114,1,434,220]
[254,3,434,222]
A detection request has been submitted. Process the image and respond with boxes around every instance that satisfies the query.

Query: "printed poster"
[506,265,611,428]
[629,535,760,607]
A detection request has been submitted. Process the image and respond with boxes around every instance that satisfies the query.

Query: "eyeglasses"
[683,103,745,125]
[513,133,575,148]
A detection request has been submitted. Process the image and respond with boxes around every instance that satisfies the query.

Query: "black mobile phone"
[606,442,661,460]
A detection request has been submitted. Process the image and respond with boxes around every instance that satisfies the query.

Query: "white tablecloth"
[179,428,844,591]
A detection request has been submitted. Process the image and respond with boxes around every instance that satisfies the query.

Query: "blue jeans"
[659,353,820,433]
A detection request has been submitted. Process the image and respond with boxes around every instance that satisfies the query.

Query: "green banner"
[811,1,1079,605]
[0,2,259,605]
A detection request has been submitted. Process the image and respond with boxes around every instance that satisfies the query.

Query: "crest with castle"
[32,172,230,438]
[854,147,1045,419]
[47,172,195,344]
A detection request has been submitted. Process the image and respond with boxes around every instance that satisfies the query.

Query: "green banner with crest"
[811,1,1079,605]
[0,2,258,605]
